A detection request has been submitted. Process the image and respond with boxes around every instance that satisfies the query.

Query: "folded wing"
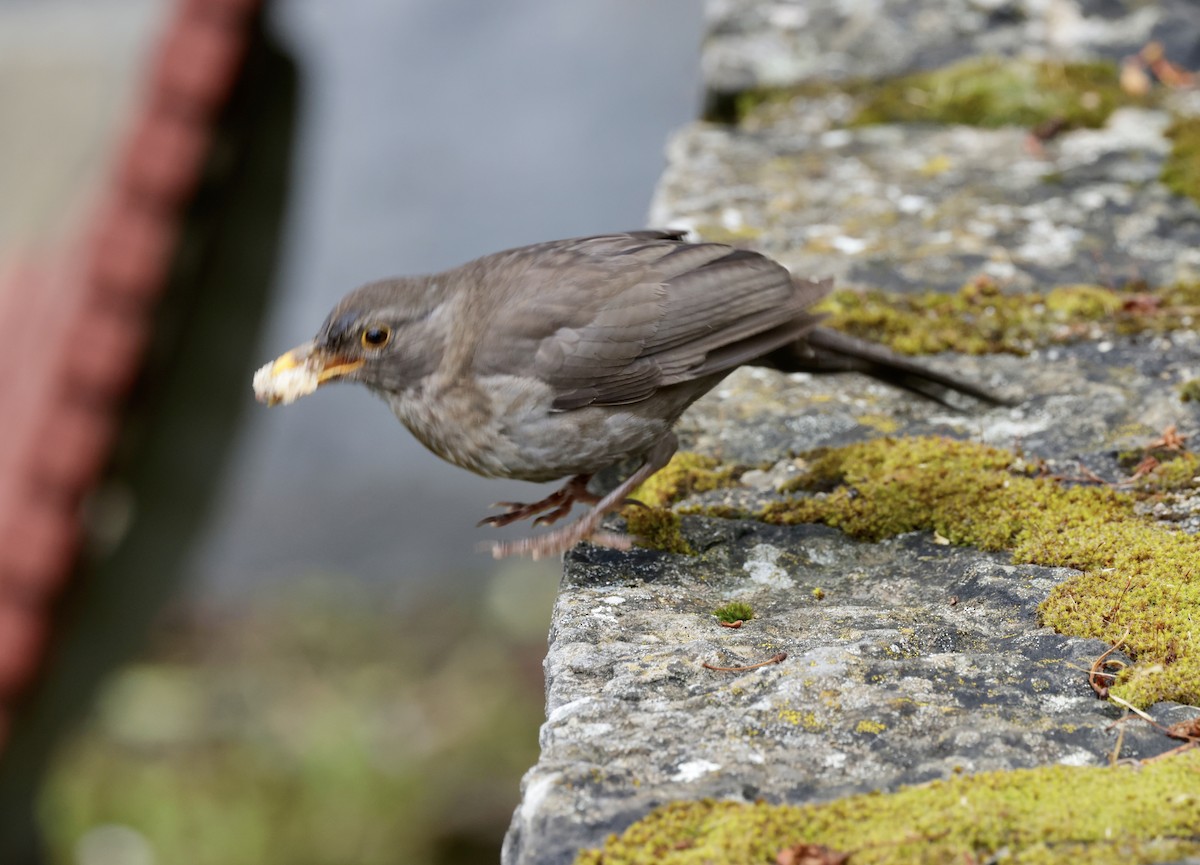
[471,231,827,411]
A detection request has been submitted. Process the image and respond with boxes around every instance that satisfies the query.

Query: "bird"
[253,229,1008,559]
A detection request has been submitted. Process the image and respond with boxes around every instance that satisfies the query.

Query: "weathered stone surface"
[503,343,1199,865]
[503,1,1200,862]
[650,108,1200,293]
[703,0,1200,95]
[680,334,1199,469]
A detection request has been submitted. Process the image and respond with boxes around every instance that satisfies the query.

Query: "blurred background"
[0,0,703,862]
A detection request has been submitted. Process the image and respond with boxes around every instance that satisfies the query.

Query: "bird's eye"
[361,325,391,349]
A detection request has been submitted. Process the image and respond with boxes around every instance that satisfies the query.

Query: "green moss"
[1043,284,1124,318]
[732,86,822,123]
[1159,280,1200,307]
[687,223,763,245]
[1162,116,1200,206]
[621,452,741,555]
[755,436,1200,707]
[713,602,754,624]
[851,57,1141,130]
[630,452,739,510]
[1118,435,1199,493]
[575,751,1200,864]
[1133,452,1200,492]
[1180,378,1200,403]
[716,58,1149,131]
[707,80,844,125]
[816,280,1196,356]
[625,507,693,555]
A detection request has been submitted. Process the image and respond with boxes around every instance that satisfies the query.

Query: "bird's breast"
[385,374,673,483]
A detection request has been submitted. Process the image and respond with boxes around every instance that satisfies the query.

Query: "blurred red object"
[0,0,264,747]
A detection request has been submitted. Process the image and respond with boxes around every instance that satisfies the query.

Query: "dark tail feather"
[763,326,1014,407]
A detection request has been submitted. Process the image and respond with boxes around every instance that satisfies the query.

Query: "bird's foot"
[476,474,598,528]
[483,434,679,560]
[488,530,632,561]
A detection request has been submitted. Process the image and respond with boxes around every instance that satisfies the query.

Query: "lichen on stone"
[854,719,886,735]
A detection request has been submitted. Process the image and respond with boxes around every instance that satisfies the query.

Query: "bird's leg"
[530,475,603,527]
[476,474,599,528]
[489,433,678,560]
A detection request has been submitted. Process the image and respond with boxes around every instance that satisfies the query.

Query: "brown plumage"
[254,230,1008,559]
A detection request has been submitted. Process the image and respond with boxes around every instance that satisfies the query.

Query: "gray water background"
[0,0,704,598]
[202,0,704,598]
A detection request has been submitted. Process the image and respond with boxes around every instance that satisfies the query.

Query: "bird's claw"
[532,503,574,527]
[477,479,595,528]
[477,495,571,528]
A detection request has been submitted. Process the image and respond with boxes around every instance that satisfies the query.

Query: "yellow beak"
[252,341,365,406]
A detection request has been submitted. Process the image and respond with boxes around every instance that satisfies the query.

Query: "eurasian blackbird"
[254,230,1007,559]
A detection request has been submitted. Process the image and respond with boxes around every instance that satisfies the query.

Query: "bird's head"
[253,277,446,406]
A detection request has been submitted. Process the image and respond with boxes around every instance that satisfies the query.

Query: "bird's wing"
[470,232,828,410]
